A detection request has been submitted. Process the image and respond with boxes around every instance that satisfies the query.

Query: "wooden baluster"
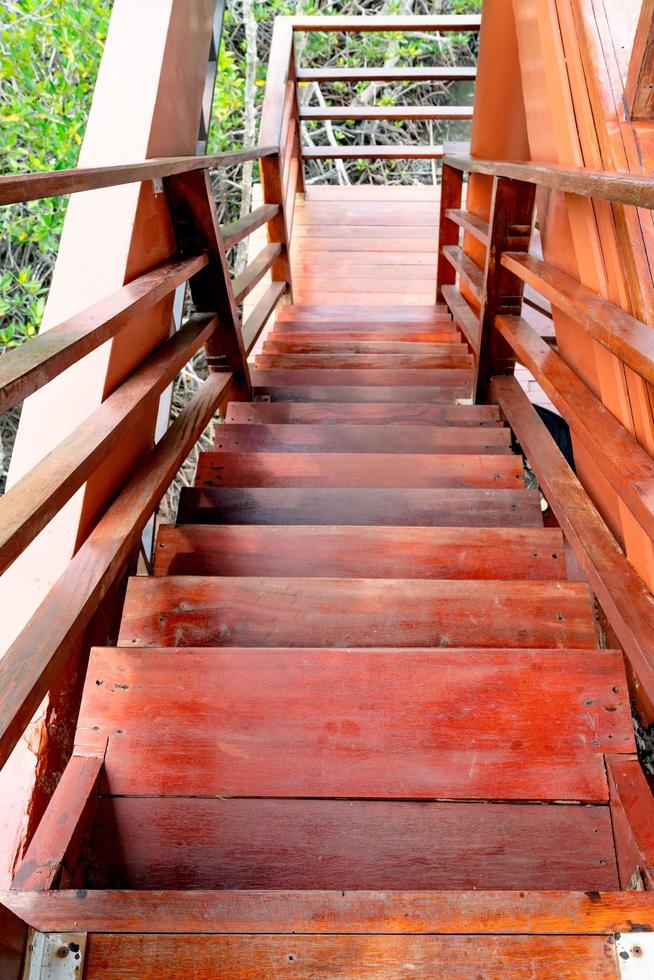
[474,175,535,401]
[164,168,250,396]
[436,163,463,304]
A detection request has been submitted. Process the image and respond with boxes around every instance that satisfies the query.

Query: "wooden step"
[212,423,512,453]
[194,453,522,489]
[117,578,596,649]
[80,647,629,802]
[177,487,544,527]
[251,369,474,388]
[226,401,500,426]
[269,327,463,342]
[86,797,619,891]
[253,353,474,370]
[278,304,451,320]
[153,526,567,579]
[251,384,473,403]
[262,340,464,355]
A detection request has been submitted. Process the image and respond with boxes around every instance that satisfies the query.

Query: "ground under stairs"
[68,302,637,976]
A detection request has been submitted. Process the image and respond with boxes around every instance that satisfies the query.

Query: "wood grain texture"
[117,578,596,649]
[270,328,460,342]
[176,486,544,527]
[153,525,566,579]
[262,340,460,354]
[300,106,474,121]
[86,797,618,890]
[250,369,473,387]
[441,245,484,301]
[607,757,654,889]
[297,66,478,82]
[441,285,480,351]
[225,401,500,426]
[211,422,511,453]
[253,352,473,370]
[79,646,627,801]
[252,384,472,403]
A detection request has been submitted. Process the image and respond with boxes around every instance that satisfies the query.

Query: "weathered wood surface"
[225,401,499,425]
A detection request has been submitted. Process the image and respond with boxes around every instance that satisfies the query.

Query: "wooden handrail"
[241,281,287,353]
[299,106,474,121]
[0,253,207,415]
[443,153,654,209]
[297,66,478,82]
[0,146,277,207]
[0,314,217,576]
[0,370,232,771]
[291,15,481,32]
[232,243,283,305]
[221,204,280,251]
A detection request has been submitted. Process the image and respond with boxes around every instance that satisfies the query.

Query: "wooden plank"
[292,289,438,306]
[303,145,444,160]
[241,281,286,354]
[292,252,438,269]
[0,900,27,980]
[0,372,232,770]
[272,327,460,342]
[153,525,566,580]
[177,486,544,527]
[263,340,461,354]
[81,646,625,800]
[291,15,482,31]
[501,251,654,388]
[475,177,535,400]
[607,756,654,889]
[297,66,477,82]
[443,152,654,208]
[232,243,282,304]
[441,245,483,301]
[0,314,217,576]
[117,578,596,650]
[495,315,654,546]
[0,253,207,416]
[84,797,619,891]
[490,375,654,721]
[291,266,436,283]
[277,305,449,322]
[251,368,473,387]
[444,208,489,246]
[251,385,472,403]
[81,934,619,979]
[303,185,439,201]
[624,0,654,119]
[210,423,511,454]
[300,106,474,121]
[253,352,473,369]
[225,401,500,425]
[4,888,654,936]
[291,235,437,252]
[221,203,280,251]
[441,285,480,351]
[12,754,103,891]
[194,452,521,489]
[0,146,277,206]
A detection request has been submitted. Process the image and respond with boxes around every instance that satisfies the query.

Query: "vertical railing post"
[164,168,251,397]
[259,17,296,295]
[436,163,463,303]
[474,175,535,402]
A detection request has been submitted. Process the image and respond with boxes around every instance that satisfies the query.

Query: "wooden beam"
[443,153,654,209]
[303,145,444,159]
[242,282,287,354]
[0,314,217,576]
[490,375,654,723]
[0,147,276,206]
[232,244,283,305]
[607,756,654,889]
[297,67,477,82]
[291,15,482,32]
[0,371,232,771]
[441,245,484,302]
[444,209,489,247]
[501,251,654,388]
[625,0,654,119]
[0,254,207,416]
[2,889,654,936]
[299,106,474,121]
[436,164,463,303]
[0,899,27,980]
[221,204,280,251]
[441,286,480,352]
[12,754,104,891]
[475,177,535,400]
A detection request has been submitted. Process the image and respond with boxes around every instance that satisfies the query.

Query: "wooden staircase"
[17,301,642,975]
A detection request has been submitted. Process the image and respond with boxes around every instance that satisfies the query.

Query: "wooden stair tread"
[193,452,522,489]
[226,401,500,425]
[79,646,629,802]
[262,340,464,355]
[211,423,511,453]
[177,486,544,527]
[87,796,619,891]
[270,327,463,342]
[153,525,567,579]
[117,577,597,649]
[252,352,474,370]
[251,384,473,403]
[250,369,474,387]
[276,304,451,321]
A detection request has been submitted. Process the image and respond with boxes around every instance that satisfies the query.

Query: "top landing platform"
[290,184,439,307]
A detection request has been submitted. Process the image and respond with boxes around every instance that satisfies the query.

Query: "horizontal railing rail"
[436,152,654,721]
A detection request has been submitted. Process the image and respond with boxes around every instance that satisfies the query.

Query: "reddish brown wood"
[271,327,460,342]
[300,106,474,121]
[177,486,544,527]
[241,282,287,354]
[490,375,654,721]
[440,286,480,351]
[220,203,280,251]
[254,352,473,370]
[0,372,232,770]
[12,754,103,891]
[436,164,463,304]
[211,423,511,453]
[85,797,617,890]
[4,888,654,937]
[297,66,478,82]
[232,243,282,304]
[0,254,207,416]
[117,578,596,650]
[81,646,625,800]
[276,304,450,323]
[0,314,217,576]
[0,900,26,980]
[153,526,566,580]
[441,245,484,301]
[225,401,500,426]
[291,15,481,31]
[444,209,489,246]
[624,0,654,119]
[251,368,473,388]
[303,145,445,160]
[607,756,654,889]
[250,385,473,403]
[263,340,462,354]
